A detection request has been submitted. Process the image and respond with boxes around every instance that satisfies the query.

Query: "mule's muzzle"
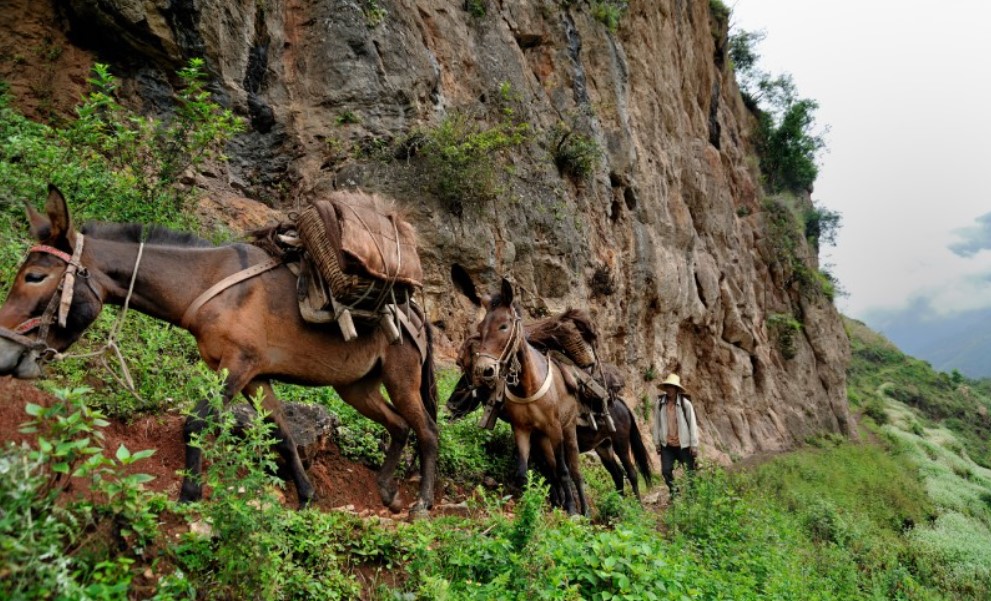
[474,356,499,387]
[0,338,44,379]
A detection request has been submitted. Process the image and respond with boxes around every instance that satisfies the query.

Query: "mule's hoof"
[409,503,430,521]
[387,497,404,514]
[178,482,203,503]
[298,492,317,510]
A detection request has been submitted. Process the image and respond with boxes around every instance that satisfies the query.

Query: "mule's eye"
[24,272,47,284]
[499,324,509,331]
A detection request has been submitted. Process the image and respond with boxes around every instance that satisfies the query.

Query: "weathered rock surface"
[232,401,339,466]
[2,0,852,462]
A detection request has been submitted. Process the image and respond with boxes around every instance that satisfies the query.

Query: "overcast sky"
[730,1,991,324]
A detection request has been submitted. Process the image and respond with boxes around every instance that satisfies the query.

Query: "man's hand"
[690,447,698,458]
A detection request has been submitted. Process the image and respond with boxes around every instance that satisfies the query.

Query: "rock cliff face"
[1,0,852,461]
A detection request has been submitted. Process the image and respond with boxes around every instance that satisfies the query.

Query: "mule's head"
[0,186,103,378]
[473,278,522,387]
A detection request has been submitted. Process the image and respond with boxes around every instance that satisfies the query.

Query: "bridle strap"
[0,233,89,354]
[0,326,43,349]
[57,233,86,327]
[505,355,555,404]
[181,257,283,330]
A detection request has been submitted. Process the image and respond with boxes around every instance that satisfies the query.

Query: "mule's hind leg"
[612,439,643,500]
[382,359,439,518]
[336,378,411,512]
[594,442,628,496]
[244,380,315,507]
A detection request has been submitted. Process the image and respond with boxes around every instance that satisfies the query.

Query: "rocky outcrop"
[1,0,852,462]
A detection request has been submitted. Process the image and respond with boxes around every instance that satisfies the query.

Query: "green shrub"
[550,121,601,180]
[804,204,842,251]
[767,312,802,359]
[709,0,731,25]
[0,387,161,600]
[465,0,487,18]
[863,397,889,424]
[414,111,528,215]
[591,1,629,32]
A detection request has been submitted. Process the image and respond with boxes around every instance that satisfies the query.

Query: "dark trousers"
[660,445,696,495]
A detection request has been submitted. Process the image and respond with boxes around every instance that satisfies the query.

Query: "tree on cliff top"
[730,27,827,194]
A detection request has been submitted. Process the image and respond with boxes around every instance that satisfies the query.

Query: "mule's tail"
[420,319,438,422]
[623,399,653,485]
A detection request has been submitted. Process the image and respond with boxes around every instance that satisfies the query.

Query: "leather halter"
[477,307,554,405]
[0,233,92,352]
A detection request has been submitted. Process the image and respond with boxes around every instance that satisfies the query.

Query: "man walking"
[651,373,699,497]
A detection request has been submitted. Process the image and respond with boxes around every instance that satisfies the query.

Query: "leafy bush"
[755,86,826,193]
[591,1,629,33]
[729,26,827,193]
[767,312,802,359]
[465,0,487,18]
[413,111,528,215]
[804,204,842,251]
[0,387,160,600]
[550,120,601,180]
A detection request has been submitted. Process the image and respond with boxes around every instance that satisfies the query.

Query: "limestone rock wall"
[2,0,852,461]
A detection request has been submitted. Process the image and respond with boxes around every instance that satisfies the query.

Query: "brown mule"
[471,278,588,515]
[0,186,439,516]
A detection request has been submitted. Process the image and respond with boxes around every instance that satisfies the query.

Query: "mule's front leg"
[179,398,213,503]
[513,427,533,488]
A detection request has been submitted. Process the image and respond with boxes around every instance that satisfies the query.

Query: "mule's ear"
[500,277,514,305]
[25,200,51,241]
[44,184,74,244]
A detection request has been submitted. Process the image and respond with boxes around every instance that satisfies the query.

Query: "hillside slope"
[0,0,850,460]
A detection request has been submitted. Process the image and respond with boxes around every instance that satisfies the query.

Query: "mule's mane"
[81,222,216,248]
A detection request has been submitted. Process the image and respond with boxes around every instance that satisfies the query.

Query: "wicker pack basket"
[563,333,596,368]
[295,193,420,310]
[528,310,597,368]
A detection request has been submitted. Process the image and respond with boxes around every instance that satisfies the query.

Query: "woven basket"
[563,331,595,368]
[297,204,403,308]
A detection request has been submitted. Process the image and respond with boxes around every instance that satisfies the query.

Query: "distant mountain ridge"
[867,303,991,378]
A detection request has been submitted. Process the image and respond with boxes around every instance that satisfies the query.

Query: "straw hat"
[660,373,685,391]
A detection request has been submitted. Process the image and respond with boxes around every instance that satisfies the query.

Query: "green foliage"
[863,396,890,425]
[709,0,731,25]
[465,0,487,18]
[550,120,601,180]
[804,204,842,251]
[361,0,387,27]
[767,312,802,359]
[0,59,242,229]
[730,25,826,193]
[728,28,765,74]
[65,60,244,223]
[755,83,826,193]
[591,1,629,33]
[414,110,529,215]
[0,387,161,600]
[336,110,361,125]
[761,195,834,300]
